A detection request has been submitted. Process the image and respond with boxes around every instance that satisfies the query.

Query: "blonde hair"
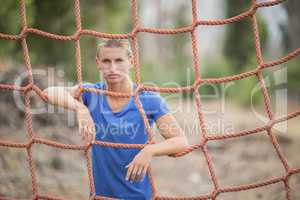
[96,39,132,58]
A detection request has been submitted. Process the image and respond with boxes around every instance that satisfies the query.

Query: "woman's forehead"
[98,47,128,58]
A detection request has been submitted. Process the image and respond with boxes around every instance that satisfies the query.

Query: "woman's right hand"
[76,106,96,143]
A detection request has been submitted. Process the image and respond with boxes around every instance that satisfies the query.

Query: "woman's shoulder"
[139,90,165,106]
[139,90,160,98]
[81,81,105,89]
[138,90,169,116]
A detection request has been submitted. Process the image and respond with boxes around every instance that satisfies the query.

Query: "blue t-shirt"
[81,82,169,200]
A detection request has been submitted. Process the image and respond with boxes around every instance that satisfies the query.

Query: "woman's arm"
[43,85,95,142]
[146,113,188,156]
[43,85,85,111]
[125,113,189,182]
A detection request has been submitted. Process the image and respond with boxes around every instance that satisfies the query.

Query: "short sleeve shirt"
[81,82,169,200]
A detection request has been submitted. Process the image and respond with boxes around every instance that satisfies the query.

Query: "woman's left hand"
[125,146,154,182]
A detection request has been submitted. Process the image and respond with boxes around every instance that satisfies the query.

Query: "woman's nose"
[110,62,117,71]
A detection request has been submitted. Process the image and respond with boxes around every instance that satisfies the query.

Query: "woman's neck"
[105,78,133,94]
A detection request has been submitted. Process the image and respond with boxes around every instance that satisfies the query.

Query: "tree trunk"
[283,0,300,51]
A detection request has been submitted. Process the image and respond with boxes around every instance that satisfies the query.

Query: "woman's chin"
[106,77,123,84]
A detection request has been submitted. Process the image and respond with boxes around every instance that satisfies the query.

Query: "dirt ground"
[0,98,299,200]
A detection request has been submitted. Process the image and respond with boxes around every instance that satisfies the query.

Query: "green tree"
[223,0,268,106]
[0,1,131,81]
[224,0,268,72]
[281,0,300,94]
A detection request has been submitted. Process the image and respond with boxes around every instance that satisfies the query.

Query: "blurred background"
[0,0,299,199]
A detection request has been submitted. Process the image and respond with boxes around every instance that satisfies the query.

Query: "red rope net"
[0,0,299,199]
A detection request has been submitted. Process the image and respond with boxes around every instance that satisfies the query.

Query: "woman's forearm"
[145,136,188,157]
[43,87,85,112]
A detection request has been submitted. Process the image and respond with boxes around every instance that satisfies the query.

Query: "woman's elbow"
[42,87,60,101]
[42,87,48,94]
[43,87,53,95]
[43,87,61,97]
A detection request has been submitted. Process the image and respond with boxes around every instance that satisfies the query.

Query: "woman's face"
[96,47,132,84]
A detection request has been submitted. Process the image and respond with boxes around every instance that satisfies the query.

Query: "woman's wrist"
[75,102,87,113]
[143,144,156,157]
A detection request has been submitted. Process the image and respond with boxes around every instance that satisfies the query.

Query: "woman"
[44,39,188,200]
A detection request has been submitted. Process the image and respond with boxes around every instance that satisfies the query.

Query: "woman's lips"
[108,74,120,78]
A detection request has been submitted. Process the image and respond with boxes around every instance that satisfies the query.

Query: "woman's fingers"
[78,118,87,138]
[125,164,133,181]
[135,165,144,181]
[82,126,88,141]
[78,119,84,136]
[126,163,139,182]
[140,165,148,181]
[130,166,137,182]
[77,116,96,143]
[87,122,96,142]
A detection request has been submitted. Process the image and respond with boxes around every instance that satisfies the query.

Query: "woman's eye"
[116,59,123,62]
[102,59,110,63]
